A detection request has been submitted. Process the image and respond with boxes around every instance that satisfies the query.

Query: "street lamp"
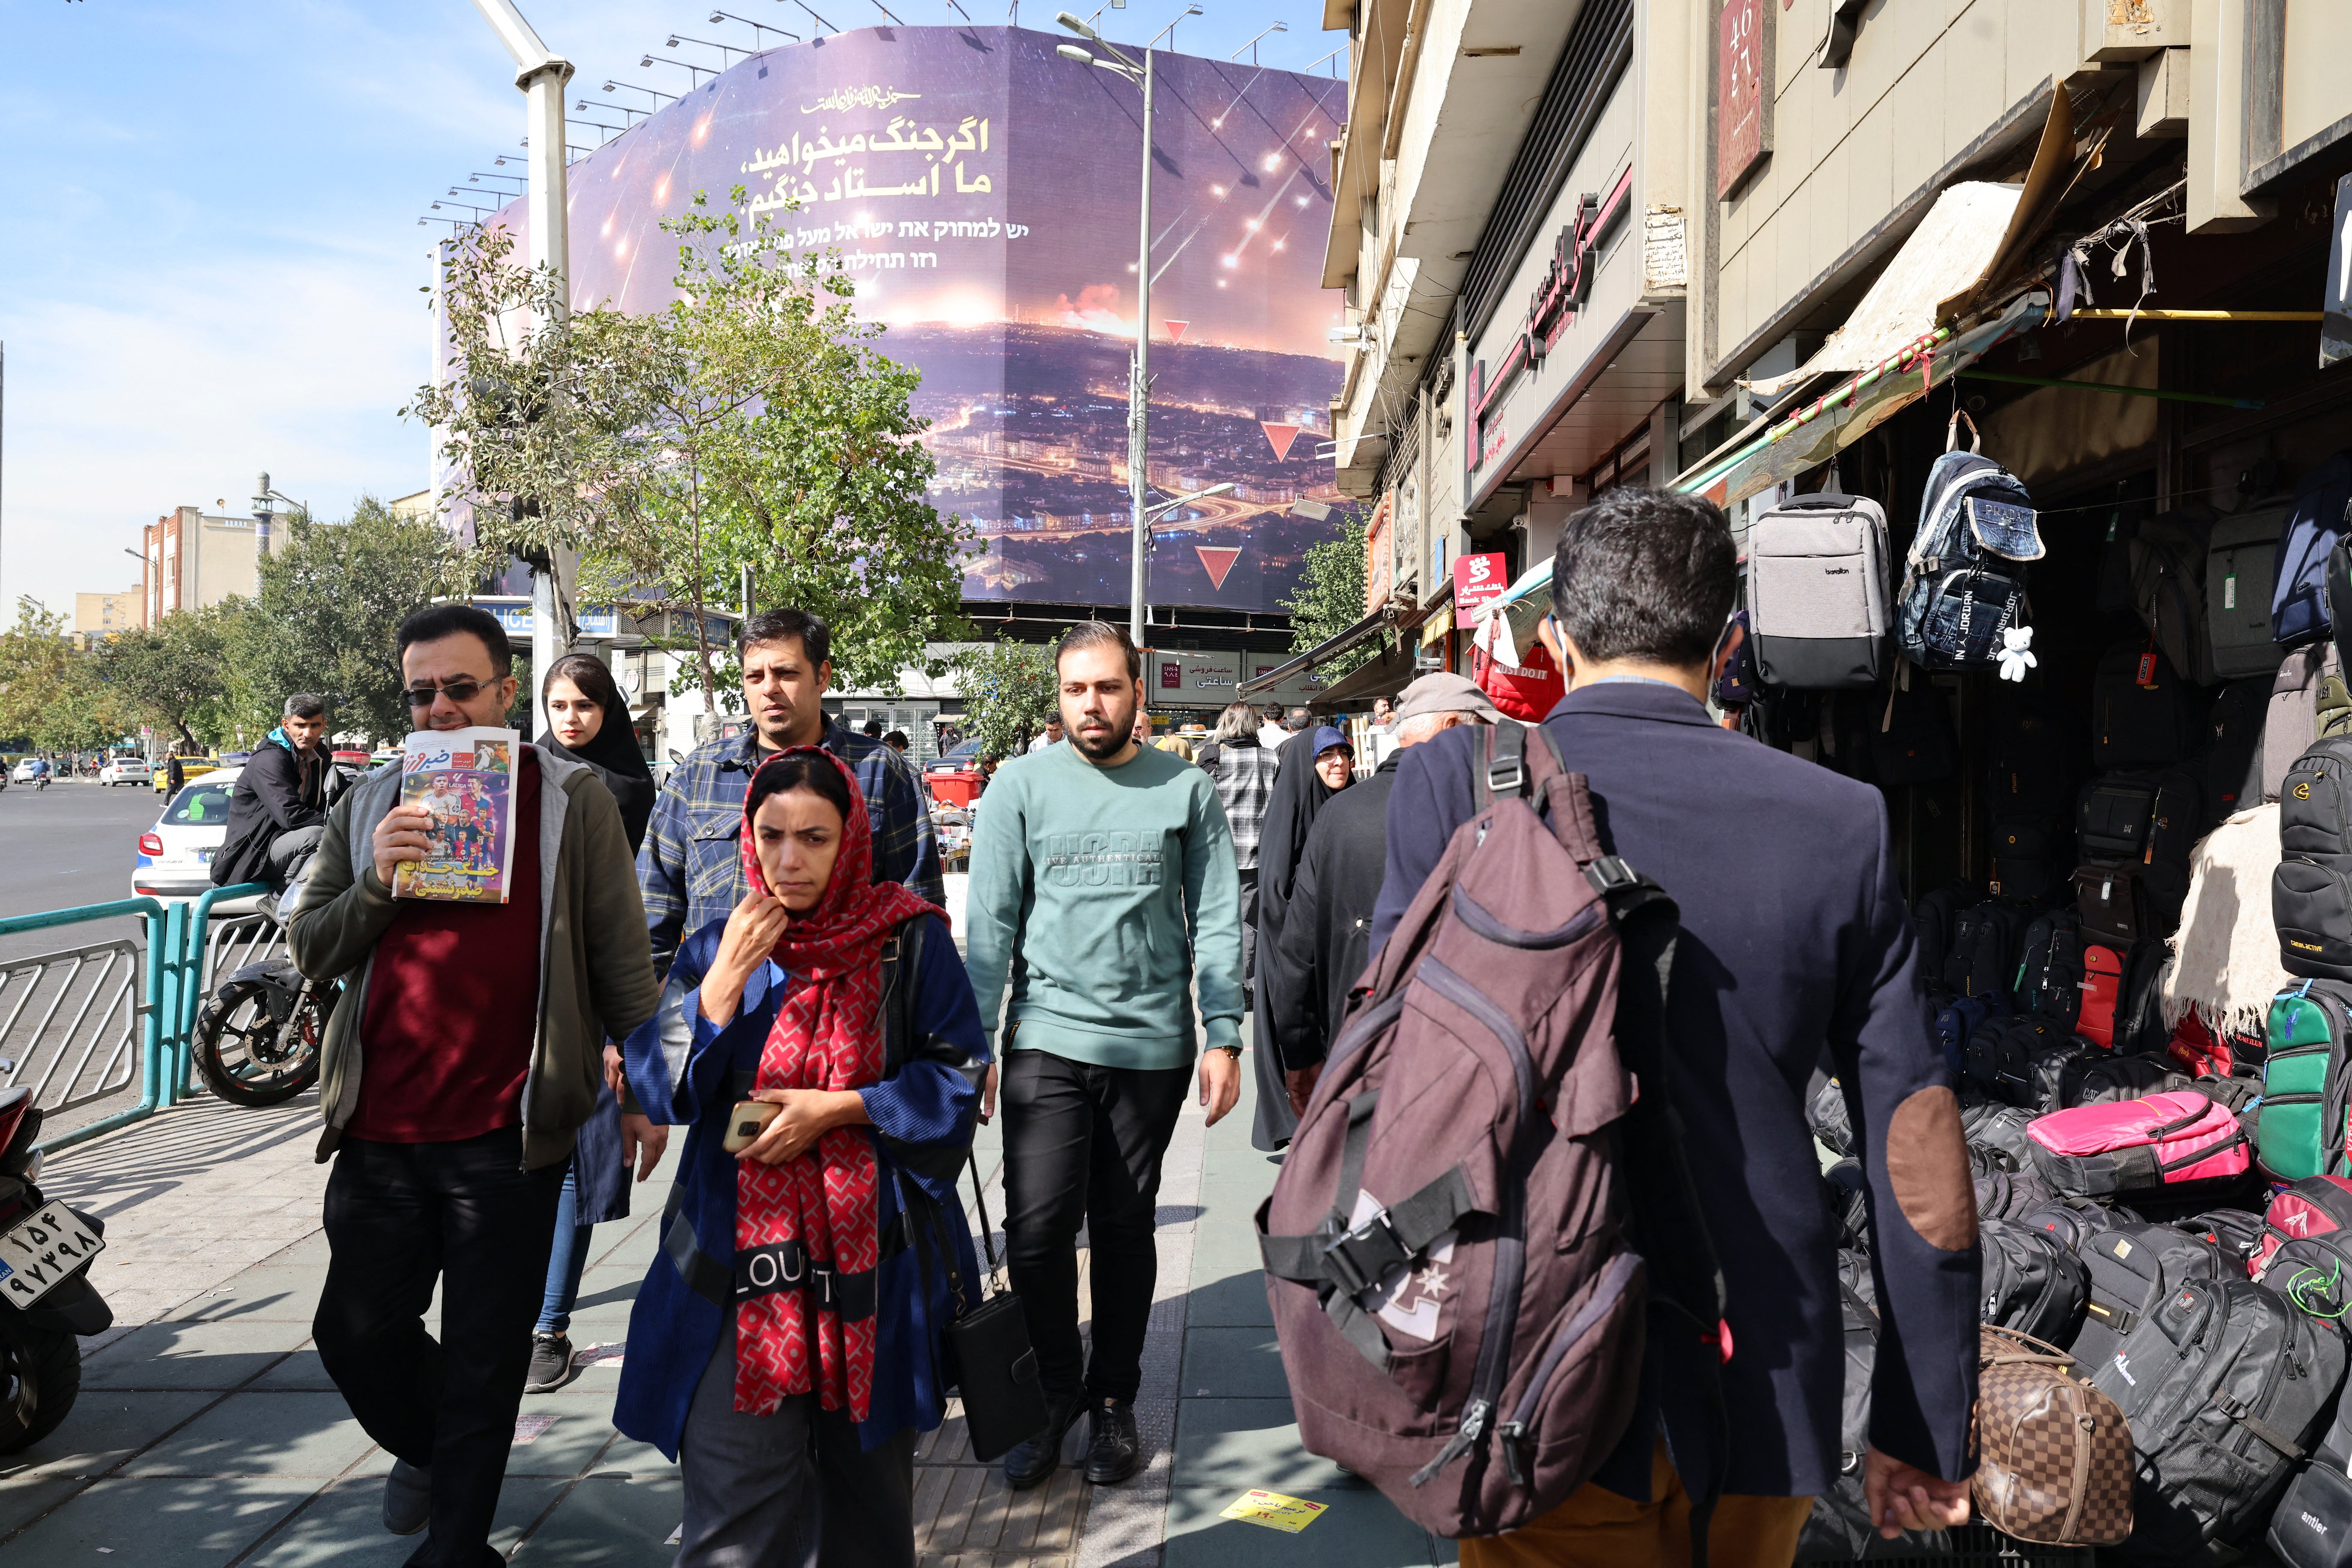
[1054,10,1159,648]
[604,78,679,105]
[667,33,746,63]
[1137,484,1235,627]
[581,96,649,124]
[781,0,839,36]
[643,53,717,86]
[1231,21,1286,63]
[1150,4,1202,50]
[709,9,798,45]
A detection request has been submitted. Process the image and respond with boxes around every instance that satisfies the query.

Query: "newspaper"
[390,726,520,903]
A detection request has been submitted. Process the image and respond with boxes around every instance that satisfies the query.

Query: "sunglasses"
[403,676,495,708]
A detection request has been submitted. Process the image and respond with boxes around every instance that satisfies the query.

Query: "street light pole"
[470,0,574,739]
[1127,45,1154,648]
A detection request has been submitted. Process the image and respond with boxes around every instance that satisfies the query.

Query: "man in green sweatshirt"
[965,620,1244,1493]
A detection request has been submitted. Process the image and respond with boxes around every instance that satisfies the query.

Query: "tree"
[1278,511,1376,678]
[100,602,243,751]
[232,499,447,746]
[0,599,135,752]
[409,195,970,713]
[950,640,1058,759]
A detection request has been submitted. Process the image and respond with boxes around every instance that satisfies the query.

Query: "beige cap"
[1393,671,1504,723]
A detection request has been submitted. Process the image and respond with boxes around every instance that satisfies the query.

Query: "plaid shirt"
[639,719,943,976]
[1205,736,1279,870]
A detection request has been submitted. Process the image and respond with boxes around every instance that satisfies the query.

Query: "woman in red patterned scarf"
[614,747,991,1567]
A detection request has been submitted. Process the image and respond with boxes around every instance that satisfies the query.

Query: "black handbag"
[940,1153,1050,1462]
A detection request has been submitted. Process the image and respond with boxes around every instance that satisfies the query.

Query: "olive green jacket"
[288,747,660,1169]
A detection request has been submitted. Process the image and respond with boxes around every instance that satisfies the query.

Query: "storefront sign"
[1453,553,1509,613]
[1715,0,1770,200]
[1364,493,1394,613]
[2324,171,2352,371]
[1160,662,1182,690]
[1467,166,1632,474]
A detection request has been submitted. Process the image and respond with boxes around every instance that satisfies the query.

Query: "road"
[0,778,162,963]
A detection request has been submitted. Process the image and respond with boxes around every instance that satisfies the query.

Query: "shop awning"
[1309,640,1421,714]
[1239,607,1392,697]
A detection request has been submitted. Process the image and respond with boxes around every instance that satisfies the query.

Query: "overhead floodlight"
[1056,10,1097,39]
[1056,42,1093,62]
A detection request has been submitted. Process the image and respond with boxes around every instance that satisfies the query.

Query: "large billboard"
[487,26,1350,613]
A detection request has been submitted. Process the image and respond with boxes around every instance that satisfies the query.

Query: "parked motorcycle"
[0,1075,112,1453]
[191,887,333,1108]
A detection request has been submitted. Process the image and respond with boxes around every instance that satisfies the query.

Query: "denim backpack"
[1896,412,2045,669]
[2271,448,2352,650]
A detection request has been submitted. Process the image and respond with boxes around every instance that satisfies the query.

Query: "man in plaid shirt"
[639,606,943,976]
[1200,700,1277,1006]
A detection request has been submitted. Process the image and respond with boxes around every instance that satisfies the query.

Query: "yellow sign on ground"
[1219,1489,1329,1533]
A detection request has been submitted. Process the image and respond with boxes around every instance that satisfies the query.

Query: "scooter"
[0,1073,112,1454]
[191,880,334,1109]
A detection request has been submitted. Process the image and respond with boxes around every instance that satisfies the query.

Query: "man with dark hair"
[881,729,909,753]
[964,620,1244,1493]
[1370,490,1978,1568]
[862,718,884,738]
[289,601,659,1565]
[213,691,337,892]
[639,605,942,980]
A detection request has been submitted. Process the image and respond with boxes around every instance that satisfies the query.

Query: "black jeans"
[315,1128,565,1568]
[1000,1050,1190,1406]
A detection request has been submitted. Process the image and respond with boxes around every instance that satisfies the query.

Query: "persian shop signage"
[1465,165,1632,477]
[1715,0,1770,199]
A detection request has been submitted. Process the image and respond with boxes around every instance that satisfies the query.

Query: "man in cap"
[1266,673,1503,1111]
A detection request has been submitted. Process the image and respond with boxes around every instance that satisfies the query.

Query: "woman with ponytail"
[616,748,988,1566]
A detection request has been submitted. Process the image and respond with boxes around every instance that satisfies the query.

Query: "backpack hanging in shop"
[1744,490,1892,689]
[2130,505,2220,685]
[2209,502,2293,679]
[2258,980,2352,1181]
[2091,638,2205,767]
[1868,675,1957,784]
[2272,448,2352,649]
[1896,411,2045,670]
[2275,738,2352,981]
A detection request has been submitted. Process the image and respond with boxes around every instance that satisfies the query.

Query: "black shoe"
[1002,1396,1078,1491]
[523,1331,573,1394]
[1082,1398,1141,1485]
[382,1459,431,1535]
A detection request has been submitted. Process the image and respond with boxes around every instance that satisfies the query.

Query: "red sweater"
[350,754,544,1144]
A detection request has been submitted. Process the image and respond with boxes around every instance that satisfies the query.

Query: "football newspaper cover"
[391,727,520,903]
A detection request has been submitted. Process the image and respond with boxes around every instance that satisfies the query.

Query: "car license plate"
[0,1201,104,1307]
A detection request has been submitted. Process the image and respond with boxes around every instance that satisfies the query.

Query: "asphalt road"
[0,778,164,963]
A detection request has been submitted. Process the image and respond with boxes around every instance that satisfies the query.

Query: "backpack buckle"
[1486,754,1524,796]
[1583,856,1640,895]
[1323,1208,1410,1297]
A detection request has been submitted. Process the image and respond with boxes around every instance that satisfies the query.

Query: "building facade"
[141,506,267,622]
[73,587,144,638]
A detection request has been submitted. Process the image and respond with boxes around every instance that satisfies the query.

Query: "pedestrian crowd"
[279,486,1980,1568]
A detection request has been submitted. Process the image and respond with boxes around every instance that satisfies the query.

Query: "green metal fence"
[0,884,270,1153]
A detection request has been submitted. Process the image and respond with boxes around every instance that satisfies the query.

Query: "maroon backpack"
[1255,723,1725,1539]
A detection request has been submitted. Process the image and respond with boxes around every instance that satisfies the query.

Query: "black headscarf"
[1249,725,1340,1150]
[537,653,657,854]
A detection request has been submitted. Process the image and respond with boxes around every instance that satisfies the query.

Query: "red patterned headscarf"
[730,746,942,1421]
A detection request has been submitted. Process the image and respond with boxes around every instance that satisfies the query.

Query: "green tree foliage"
[1278,511,1375,678]
[232,498,446,746]
[950,640,1058,760]
[0,599,135,752]
[100,601,243,751]
[409,196,969,712]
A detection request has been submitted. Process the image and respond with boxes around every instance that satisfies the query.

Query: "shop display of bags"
[1973,1325,2136,1546]
[1911,880,1982,984]
[2015,909,2085,1025]
[1965,1099,2039,1171]
[2266,1381,2352,1568]
[1980,1217,2091,1343]
[2077,862,2157,946]
[1977,1167,2056,1222]
[1934,994,2004,1080]
[2271,449,2352,650]
[1745,490,1893,689]
[1869,676,1958,784]
[2266,641,2348,804]
[2132,505,2221,685]
[1896,412,2045,670]
[2092,1274,2347,1565]
[2209,503,2292,679]
[2094,638,2206,769]
[2258,981,2352,1181]
[1946,898,2034,999]
[2206,675,2273,827]
[2278,737,2352,980]
[2019,1193,2142,1251]
[2175,1207,2267,1267]
[2027,1090,2250,1198]
[2068,1221,2228,1374]
[2248,1174,2352,1281]
[2072,1051,2195,1105]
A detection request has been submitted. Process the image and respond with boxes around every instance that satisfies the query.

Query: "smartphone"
[722,1099,781,1153]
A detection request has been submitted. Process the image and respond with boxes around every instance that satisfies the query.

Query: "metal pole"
[1127,48,1154,646]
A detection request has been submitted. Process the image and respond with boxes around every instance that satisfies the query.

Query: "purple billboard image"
[487,25,1351,612]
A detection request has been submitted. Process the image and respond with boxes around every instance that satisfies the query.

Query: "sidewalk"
[0,1043,1454,1566]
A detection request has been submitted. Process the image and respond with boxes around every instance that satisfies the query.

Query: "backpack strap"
[1948,409,1982,454]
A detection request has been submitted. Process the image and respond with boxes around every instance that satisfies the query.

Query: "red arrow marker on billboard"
[1164,319,1189,343]
[1196,546,1242,589]
[1260,423,1301,461]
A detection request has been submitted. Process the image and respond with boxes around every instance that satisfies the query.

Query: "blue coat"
[1371,681,1979,1501]
[613,914,987,1459]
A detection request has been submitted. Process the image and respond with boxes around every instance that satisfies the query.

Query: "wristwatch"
[1209,1043,1243,1057]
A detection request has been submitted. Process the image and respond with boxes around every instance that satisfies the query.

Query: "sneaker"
[1001,1395,1078,1491]
[523,1331,573,1394]
[382,1458,431,1535]
[1082,1398,1141,1485]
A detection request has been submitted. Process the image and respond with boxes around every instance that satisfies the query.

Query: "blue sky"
[0,0,1343,618]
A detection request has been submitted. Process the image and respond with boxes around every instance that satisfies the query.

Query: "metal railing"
[0,887,270,1153]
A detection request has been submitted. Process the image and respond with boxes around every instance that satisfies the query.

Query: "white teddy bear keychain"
[1997,625,2036,683]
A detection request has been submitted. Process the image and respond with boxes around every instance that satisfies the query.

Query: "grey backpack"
[1745,490,1892,689]
[2209,502,2290,679]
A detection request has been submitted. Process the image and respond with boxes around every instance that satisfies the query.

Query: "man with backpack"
[1365,490,1977,1565]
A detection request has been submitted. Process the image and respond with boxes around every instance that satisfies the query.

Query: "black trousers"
[1000,1050,1190,1406]
[315,1128,565,1568]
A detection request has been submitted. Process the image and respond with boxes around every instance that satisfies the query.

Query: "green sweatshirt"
[964,739,1244,1070]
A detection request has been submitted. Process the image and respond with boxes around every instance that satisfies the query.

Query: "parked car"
[332,749,374,768]
[924,738,985,777]
[217,751,253,767]
[98,758,152,787]
[132,767,255,904]
[153,757,222,793]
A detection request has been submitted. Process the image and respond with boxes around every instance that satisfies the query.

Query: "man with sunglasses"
[288,604,658,1568]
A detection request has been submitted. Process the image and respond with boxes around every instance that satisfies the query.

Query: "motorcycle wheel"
[0,1312,81,1454]
[194,975,325,1108]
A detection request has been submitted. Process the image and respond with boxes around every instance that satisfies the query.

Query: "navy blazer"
[1372,680,1979,1500]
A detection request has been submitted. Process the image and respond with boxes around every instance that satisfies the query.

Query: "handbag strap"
[967,1150,1006,1295]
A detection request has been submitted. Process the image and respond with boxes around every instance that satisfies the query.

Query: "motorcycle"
[191,886,334,1108]
[0,1074,113,1453]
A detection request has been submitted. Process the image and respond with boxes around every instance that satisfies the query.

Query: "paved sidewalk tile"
[243,1474,571,1567]
[81,1318,310,1391]
[3,1475,322,1565]
[1164,1487,1452,1567]
[508,1470,683,1566]
[1,1388,215,1479]
[119,1390,378,1478]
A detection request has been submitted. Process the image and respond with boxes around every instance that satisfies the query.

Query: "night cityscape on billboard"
[482,24,1351,614]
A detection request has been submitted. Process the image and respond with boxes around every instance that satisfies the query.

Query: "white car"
[99,758,152,787]
[9,759,49,784]
[132,767,260,908]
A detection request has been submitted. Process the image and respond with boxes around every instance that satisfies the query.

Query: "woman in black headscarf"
[1249,724,1341,1150]
[527,653,659,1394]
